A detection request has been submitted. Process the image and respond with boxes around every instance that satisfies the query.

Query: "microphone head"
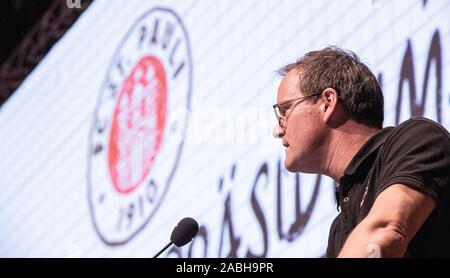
[170,217,199,247]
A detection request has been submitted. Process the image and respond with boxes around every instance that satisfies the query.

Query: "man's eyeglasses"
[272,92,322,127]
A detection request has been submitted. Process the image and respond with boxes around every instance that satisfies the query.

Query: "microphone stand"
[153,242,173,258]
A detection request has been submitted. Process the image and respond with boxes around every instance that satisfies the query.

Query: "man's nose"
[272,125,285,138]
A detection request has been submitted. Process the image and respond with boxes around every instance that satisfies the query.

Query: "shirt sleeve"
[376,118,450,203]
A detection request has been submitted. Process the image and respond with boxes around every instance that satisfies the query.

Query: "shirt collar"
[339,127,394,183]
[334,127,393,211]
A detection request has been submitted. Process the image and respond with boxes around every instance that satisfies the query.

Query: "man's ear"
[321,88,339,122]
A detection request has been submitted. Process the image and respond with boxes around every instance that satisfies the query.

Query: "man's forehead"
[279,69,301,97]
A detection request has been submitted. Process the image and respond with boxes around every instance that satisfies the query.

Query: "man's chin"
[284,158,314,173]
[284,159,299,173]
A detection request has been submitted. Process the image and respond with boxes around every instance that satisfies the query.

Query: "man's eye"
[279,106,289,115]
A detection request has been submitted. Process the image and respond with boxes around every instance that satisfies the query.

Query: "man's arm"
[338,183,436,258]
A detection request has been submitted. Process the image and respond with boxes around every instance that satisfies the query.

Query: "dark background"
[0,0,52,66]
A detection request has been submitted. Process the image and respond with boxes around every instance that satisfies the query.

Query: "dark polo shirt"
[327,117,450,258]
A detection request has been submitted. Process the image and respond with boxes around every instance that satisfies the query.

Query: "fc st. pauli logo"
[88,7,192,245]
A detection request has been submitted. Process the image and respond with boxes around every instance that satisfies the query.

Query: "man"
[272,46,450,257]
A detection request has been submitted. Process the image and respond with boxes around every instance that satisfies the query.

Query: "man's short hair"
[279,46,384,129]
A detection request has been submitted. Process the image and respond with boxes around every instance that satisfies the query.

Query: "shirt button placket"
[342,196,352,235]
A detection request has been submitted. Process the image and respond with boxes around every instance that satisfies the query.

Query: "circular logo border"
[87,7,193,246]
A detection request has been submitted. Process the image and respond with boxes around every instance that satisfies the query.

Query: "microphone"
[153,217,199,258]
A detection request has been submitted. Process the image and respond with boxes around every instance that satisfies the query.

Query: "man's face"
[275,69,326,173]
